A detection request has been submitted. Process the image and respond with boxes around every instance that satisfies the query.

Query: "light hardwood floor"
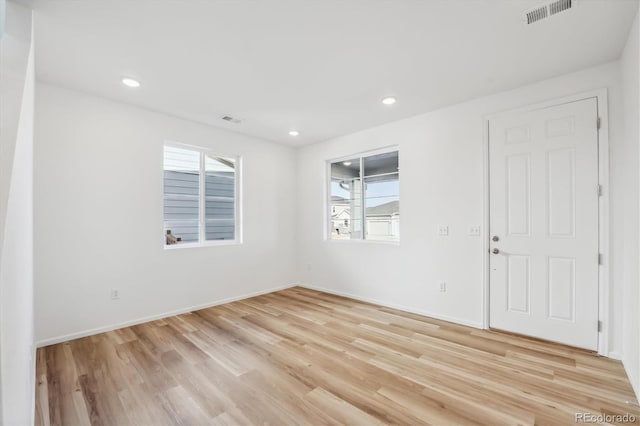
[36,287,640,425]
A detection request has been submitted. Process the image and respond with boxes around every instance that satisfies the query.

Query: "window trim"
[163,141,242,249]
[325,145,400,244]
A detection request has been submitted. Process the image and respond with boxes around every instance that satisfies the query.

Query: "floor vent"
[525,0,575,25]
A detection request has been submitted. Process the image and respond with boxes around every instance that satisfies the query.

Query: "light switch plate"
[468,225,481,236]
[438,225,449,236]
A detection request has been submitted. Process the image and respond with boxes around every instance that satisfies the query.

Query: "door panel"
[506,154,531,236]
[507,255,530,314]
[547,257,575,321]
[489,97,599,350]
[547,148,575,237]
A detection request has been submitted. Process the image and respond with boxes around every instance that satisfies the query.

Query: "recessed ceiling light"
[121,77,141,88]
[343,161,352,166]
[381,96,397,105]
[289,130,299,137]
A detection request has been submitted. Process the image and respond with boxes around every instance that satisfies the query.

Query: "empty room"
[2,0,640,424]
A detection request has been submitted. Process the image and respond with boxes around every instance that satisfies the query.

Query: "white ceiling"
[30,0,638,146]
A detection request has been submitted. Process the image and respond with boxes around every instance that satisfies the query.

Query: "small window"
[329,149,399,241]
[163,144,240,247]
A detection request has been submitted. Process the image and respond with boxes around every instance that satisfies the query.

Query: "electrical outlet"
[110,288,120,300]
[439,281,447,292]
[438,225,449,236]
[468,225,481,236]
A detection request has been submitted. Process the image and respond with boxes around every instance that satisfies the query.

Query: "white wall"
[34,84,297,344]
[0,2,35,424]
[621,8,640,397]
[296,61,626,356]
[0,1,30,248]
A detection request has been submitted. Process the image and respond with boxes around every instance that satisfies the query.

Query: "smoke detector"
[524,0,576,25]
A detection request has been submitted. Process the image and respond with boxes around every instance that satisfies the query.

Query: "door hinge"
[597,184,603,197]
[597,117,601,130]
[598,320,603,332]
[598,253,604,265]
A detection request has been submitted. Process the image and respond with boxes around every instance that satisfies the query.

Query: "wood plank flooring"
[35,287,640,425]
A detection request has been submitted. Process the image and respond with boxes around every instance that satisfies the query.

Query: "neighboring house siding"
[163,170,235,242]
[365,201,400,239]
[330,199,399,240]
[204,171,235,240]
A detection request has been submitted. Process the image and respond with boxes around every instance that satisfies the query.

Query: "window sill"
[325,238,400,246]
[164,240,241,250]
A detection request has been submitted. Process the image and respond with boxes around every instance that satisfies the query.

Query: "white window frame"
[325,145,400,244]
[163,141,242,249]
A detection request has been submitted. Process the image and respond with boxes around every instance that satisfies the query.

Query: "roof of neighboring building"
[332,210,351,220]
[365,200,399,216]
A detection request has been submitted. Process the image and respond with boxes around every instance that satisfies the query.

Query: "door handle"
[492,248,500,254]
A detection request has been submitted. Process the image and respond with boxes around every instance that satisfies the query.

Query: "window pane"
[363,151,398,177]
[164,146,200,244]
[364,151,399,241]
[330,159,362,240]
[205,154,235,241]
[364,174,399,241]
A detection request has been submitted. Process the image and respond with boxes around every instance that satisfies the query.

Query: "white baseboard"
[299,283,484,329]
[608,351,623,360]
[621,355,640,401]
[35,283,297,348]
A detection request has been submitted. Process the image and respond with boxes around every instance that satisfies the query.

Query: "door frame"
[482,89,610,357]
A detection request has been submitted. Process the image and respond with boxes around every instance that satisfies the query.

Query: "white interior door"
[489,97,600,350]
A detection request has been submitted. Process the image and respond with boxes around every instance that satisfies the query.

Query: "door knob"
[492,235,499,242]
[492,248,500,254]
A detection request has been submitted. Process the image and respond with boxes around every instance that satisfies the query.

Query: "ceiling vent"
[222,115,241,124]
[524,0,575,25]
